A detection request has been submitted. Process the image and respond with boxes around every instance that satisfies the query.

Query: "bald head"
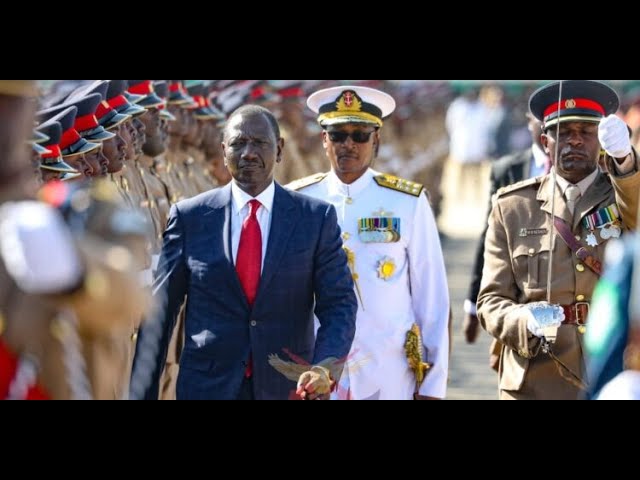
[224,105,280,143]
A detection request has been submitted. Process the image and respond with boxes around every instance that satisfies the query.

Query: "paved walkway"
[442,235,498,400]
[438,162,498,400]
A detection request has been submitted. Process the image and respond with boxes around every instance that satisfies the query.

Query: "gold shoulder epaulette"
[286,172,328,191]
[374,174,424,197]
[496,177,542,198]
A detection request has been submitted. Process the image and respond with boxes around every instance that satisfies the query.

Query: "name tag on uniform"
[519,228,548,237]
[358,217,401,243]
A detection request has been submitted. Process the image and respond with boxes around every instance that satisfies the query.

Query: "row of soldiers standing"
[3,79,331,399]
[1,80,152,400]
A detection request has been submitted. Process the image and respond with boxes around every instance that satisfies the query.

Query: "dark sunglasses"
[327,130,375,144]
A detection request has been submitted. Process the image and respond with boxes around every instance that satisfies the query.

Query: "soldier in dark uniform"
[478,80,640,400]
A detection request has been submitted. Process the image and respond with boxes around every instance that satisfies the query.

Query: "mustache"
[559,146,588,158]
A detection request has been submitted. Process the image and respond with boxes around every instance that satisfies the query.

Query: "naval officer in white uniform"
[287,85,450,400]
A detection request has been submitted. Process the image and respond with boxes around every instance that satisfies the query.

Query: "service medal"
[377,256,396,281]
[609,224,621,238]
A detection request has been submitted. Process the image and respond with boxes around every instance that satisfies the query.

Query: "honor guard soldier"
[478,80,640,400]
[37,106,101,179]
[36,119,81,183]
[1,81,151,400]
[288,85,450,400]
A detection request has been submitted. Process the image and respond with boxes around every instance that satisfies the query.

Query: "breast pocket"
[512,239,551,291]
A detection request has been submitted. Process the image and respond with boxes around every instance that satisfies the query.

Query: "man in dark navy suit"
[132,105,357,400]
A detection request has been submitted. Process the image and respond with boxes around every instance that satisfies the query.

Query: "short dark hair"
[226,104,281,141]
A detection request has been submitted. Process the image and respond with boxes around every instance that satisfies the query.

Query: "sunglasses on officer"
[326,129,376,144]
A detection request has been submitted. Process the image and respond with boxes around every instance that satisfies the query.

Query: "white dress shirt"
[230,181,275,273]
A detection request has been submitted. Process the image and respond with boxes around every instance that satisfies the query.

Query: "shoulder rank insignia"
[285,172,328,191]
[374,174,424,197]
[496,177,542,198]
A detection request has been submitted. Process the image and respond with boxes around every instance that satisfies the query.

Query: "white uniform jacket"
[290,169,449,399]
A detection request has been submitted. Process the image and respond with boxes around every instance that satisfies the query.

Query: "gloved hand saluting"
[598,114,631,159]
[522,302,565,338]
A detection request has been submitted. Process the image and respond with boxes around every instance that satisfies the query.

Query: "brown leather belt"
[562,302,590,325]
[553,217,602,275]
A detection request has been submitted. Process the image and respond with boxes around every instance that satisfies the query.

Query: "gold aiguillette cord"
[343,246,364,311]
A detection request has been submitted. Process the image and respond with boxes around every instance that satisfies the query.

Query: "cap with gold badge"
[307,85,396,128]
[529,80,619,131]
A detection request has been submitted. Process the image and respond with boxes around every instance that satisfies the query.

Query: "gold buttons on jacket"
[131,331,139,342]
[342,232,351,241]
[576,294,585,302]
[576,264,585,272]
[528,248,535,255]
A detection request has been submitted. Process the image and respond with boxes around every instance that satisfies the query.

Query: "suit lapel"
[254,184,299,306]
[573,173,613,230]
[206,184,249,308]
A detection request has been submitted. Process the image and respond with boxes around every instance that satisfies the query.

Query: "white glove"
[598,114,631,159]
[0,202,83,294]
[522,302,565,338]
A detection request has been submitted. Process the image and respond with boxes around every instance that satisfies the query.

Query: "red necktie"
[236,200,262,379]
[236,199,262,307]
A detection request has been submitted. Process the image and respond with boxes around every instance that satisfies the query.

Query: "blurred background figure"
[463,113,548,373]
[1,81,153,400]
[586,233,640,399]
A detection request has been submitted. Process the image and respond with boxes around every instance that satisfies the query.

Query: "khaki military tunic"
[185,146,216,194]
[478,158,640,400]
[139,156,172,241]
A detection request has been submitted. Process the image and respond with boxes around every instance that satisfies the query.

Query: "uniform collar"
[327,168,375,198]
[554,168,599,197]
[538,169,611,226]
[231,180,275,215]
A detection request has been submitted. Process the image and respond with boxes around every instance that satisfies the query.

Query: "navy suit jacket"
[134,183,357,400]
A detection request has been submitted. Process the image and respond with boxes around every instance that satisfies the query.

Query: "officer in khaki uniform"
[478,80,640,400]
[288,86,450,400]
